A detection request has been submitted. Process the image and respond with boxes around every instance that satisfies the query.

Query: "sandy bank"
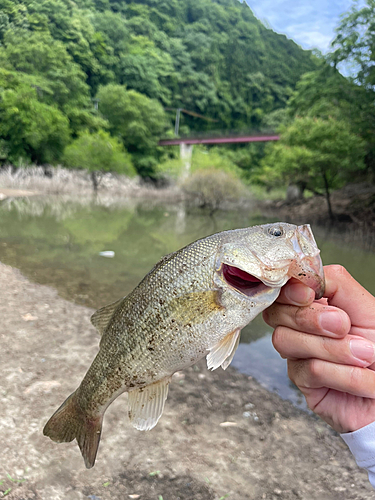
[0,188,38,199]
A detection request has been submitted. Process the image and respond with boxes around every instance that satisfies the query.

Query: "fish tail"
[43,391,102,469]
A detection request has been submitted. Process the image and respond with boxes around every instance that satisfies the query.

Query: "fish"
[43,222,324,468]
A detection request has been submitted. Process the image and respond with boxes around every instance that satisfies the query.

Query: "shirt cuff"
[341,421,375,488]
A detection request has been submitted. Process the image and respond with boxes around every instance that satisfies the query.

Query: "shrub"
[182,168,244,212]
[63,130,136,191]
[156,146,242,180]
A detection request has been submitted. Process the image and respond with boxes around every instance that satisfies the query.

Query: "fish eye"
[268,226,283,237]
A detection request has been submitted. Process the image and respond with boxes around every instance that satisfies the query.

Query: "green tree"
[26,0,115,92]
[0,30,90,109]
[118,35,174,104]
[63,130,136,191]
[330,0,375,175]
[258,117,366,219]
[0,86,70,164]
[0,0,321,172]
[96,84,168,176]
[332,0,375,89]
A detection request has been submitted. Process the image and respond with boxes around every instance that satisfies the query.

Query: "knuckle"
[272,326,287,355]
[327,264,347,278]
[348,366,363,391]
[320,337,333,356]
[262,308,270,324]
[294,305,307,326]
[306,358,322,385]
[287,360,298,385]
[294,305,315,332]
[263,304,281,327]
[272,326,283,348]
[288,359,306,387]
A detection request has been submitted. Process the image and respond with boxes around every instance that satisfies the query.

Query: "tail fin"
[43,391,102,469]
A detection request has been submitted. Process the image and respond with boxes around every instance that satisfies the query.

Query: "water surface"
[1,195,374,409]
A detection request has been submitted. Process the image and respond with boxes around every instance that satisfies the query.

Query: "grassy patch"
[248,185,286,201]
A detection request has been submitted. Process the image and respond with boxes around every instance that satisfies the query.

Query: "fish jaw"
[287,225,325,299]
[215,223,325,299]
[287,253,325,299]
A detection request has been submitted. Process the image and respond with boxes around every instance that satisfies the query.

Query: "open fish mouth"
[222,255,325,300]
[222,263,268,297]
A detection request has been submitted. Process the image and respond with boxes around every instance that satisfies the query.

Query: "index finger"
[277,266,375,328]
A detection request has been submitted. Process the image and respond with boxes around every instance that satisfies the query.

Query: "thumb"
[324,265,375,329]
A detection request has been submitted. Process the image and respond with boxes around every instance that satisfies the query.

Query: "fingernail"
[350,339,375,363]
[319,311,344,335]
[285,283,314,305]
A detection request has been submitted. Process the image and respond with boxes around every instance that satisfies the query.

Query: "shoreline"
[0,261,373,499]
[262,182,375,231]
[1,167,374,234]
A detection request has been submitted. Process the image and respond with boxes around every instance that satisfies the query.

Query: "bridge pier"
[179,143,193,180]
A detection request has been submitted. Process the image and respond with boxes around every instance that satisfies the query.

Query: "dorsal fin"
[90,297,124,336]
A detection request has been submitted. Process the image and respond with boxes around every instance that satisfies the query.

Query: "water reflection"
[0,195,270,308]
[231,333,308,410]
[0,195,374,408]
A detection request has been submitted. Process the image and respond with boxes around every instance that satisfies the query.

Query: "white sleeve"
[341,421,375,488]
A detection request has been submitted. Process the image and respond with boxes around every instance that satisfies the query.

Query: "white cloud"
[245,0,358,52]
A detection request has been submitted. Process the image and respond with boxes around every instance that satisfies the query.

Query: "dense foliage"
[255,0,375,212]
[63,129,135,190]
[257,117,365,218]
[0,0,373,197]
[0,0,317,175]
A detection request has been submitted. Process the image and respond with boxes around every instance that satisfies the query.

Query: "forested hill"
[0,0,318,171]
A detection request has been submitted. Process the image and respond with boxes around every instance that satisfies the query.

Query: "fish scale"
[43,222,325,468]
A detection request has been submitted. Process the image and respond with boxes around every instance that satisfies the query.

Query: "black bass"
[44,223,324,468]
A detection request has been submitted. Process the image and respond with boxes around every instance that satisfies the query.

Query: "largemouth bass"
[43,223,324,468]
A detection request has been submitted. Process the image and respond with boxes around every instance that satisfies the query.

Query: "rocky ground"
[0,262,374,500]
[265,183,375,230]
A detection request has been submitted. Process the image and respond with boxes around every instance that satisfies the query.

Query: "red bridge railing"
[158,134,280,146]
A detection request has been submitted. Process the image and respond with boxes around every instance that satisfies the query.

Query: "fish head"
[215,223,324,304]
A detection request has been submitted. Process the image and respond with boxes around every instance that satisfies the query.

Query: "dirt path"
[0,188,38,200]
[0,262,373,500]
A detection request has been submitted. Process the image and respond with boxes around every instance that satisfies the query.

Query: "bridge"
[158,133,279,146]
[158,132,280,180]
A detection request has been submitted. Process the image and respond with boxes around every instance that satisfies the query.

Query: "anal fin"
[207,328,241,371]
[128,376,171,431]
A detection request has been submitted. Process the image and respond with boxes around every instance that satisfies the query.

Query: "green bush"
[182,168,244,211]
[0,86,70,165]
[157,146,242,180]
[63,130,136,190]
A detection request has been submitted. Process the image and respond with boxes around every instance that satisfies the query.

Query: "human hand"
[263,265,375,434]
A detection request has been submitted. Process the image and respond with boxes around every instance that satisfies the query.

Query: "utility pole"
[163,107,217,136]
[174,108,181,136]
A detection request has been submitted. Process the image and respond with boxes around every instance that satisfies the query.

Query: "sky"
[245,0,356,53]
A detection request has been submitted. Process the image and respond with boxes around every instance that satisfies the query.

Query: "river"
[0,194,374,409]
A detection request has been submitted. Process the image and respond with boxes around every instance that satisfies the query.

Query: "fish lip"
[289,253,325,299]
[289,226,325,299]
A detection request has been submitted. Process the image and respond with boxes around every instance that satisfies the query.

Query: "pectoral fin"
[90,297,123,336]
[207,328,241,371]
[128,376,172,431]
